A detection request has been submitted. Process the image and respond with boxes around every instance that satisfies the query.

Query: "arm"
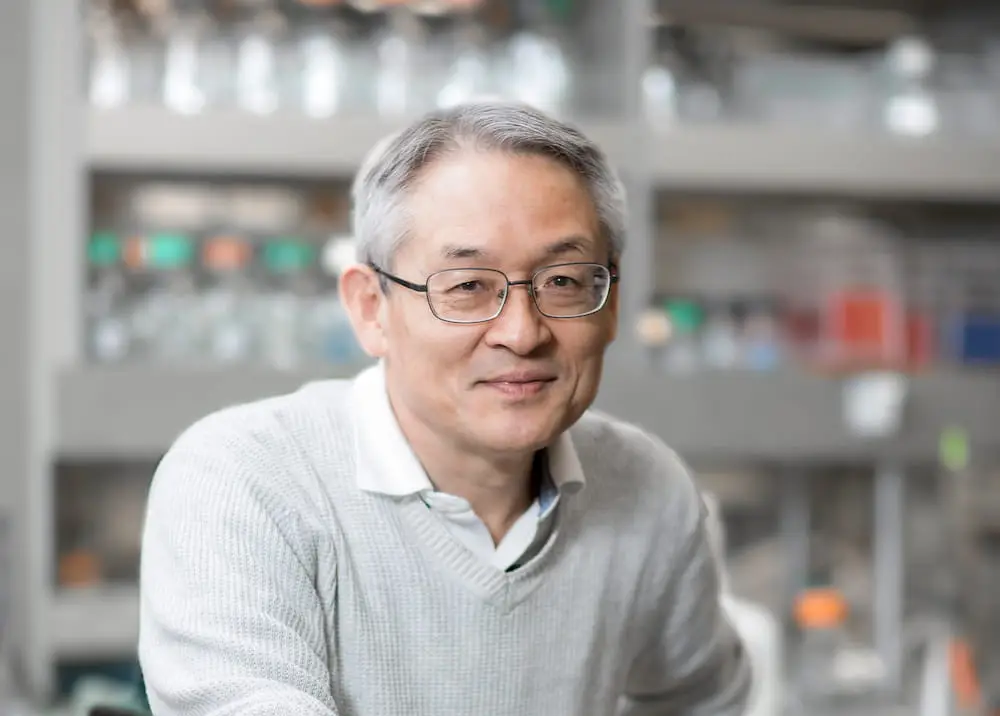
[621,469,752,715]
[139,416,339,716]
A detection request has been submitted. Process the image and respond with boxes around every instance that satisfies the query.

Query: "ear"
[606,268,620,343]
[339,264,388,358]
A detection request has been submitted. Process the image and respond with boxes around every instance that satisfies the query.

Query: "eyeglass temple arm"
[369,264,429,293]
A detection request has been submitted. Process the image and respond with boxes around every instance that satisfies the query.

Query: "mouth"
[478,374,558,399]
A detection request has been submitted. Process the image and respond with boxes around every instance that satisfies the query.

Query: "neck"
[426,449,537,546]
[387,394,537,546]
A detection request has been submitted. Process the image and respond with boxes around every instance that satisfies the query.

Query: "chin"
[472,415,564,455]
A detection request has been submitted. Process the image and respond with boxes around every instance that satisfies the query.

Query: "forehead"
[400,150,603,266]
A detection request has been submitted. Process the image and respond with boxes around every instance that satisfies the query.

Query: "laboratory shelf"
[55,364,369,458]
[56,364,1000,463]
[85,108,636,177]
[51,585,139,659]
[649,125,1000,200]
[598,367,1000,463]
[88,109,1000,201]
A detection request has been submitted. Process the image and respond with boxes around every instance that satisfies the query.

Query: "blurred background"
[1,0,1000,713]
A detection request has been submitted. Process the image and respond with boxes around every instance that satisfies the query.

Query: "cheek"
[555,325,612,404]
[385,301,482,378]
[558,320,614,367]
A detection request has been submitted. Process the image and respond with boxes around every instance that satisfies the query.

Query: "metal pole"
[780,468,811,619]
[918,627,954,716]
[873,463,906,695]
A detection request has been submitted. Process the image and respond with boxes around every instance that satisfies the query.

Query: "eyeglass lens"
[425,264,611,322]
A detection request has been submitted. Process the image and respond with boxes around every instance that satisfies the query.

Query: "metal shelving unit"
[51,585,140,660]
[599,367,1000,464]
[86,108,638,178]
[13,0,1000,705]
[87,108,1000,200]
[56,364,1000,464]
[1,1,43,706]
[647,125,1000,200]
[56,364,367,459]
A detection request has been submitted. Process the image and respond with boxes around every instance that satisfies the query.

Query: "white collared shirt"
[351,362,585,571]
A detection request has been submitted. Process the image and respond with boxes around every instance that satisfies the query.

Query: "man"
[139,101,751,715]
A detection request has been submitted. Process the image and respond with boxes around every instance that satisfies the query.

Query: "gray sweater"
[139,374,752,716]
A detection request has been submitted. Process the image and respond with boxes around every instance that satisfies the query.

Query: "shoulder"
[149,377,357,514]
[569,409,705,532]
[570,408,695,489]
[169,378,354,456]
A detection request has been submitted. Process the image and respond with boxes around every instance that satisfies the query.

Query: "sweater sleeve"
[138,415,339,716]
[620,450,753,716]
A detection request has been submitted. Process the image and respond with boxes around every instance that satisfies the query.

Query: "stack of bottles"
[638,288,1000,376]
[643,13,1000,139]
[636,296,786,374]
[86,230,366,369]
[85,179,367,369]
[86,0,580,119]
[641,208,1000,375]
[934,241,1000,368]
[793,588,885,709]
[57,462,152,588]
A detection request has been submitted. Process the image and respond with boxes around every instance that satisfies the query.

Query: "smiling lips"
[479,371,557,399]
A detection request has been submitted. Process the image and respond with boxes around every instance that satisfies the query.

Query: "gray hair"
[350,102,627,271]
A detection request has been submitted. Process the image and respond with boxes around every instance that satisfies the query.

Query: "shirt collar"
[351,361,586,498]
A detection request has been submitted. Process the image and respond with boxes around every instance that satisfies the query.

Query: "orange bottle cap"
[794,587,848,629]
[203,236,252,271]
[58,549,102,587]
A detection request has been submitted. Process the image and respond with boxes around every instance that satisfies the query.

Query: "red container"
[821,287,907,371]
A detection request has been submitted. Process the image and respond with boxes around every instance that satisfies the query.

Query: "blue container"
[949,312,1000,365]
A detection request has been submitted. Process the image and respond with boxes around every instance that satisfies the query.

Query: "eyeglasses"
[370,261,619,324]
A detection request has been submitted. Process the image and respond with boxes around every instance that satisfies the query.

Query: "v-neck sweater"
[138,374,752,716]
[350,362,582,573]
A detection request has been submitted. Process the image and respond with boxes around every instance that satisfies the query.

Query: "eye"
[450,280,486,293]
[546,274,582,289]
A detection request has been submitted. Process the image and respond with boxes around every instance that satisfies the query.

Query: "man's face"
[378,150,618,458]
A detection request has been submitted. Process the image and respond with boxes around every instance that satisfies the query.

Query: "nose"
[483,283,552,355]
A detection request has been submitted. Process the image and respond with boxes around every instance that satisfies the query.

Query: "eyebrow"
[440,236,593,261]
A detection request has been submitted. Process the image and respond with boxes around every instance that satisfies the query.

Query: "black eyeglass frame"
[369,261,620,324]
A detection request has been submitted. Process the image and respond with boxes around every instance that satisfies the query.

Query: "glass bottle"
[233,0,286,115]
[502,0,572,115]
[161,3,211,115]
[436,14,494,108]
[201,234,257,365]
[287,0,356,118]
[661,298,704,375]
[86,0,132,109]
[256,238,316,370]
[795,587,852,704]
[740,298,785,372]
[125,232,202,364]
[701,299,740,371]
[880,36,940,137]
[373,7,428,117]
[794,587,886,708]
[84,231,131,363]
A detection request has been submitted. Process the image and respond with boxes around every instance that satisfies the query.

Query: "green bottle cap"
[939,426,970,472]
[545,0,574,21]
[263,239,315,273]
[665,300,704,334]
[147,232,195,269]
[87,231,121,266]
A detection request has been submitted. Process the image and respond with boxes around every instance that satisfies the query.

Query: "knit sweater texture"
[139,371,752,716]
